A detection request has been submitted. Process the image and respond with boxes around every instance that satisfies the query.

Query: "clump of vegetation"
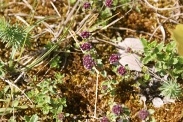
[159,80,182,99]
[0,17,30,48]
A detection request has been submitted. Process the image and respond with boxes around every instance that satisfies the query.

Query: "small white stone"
[152,97,164,108]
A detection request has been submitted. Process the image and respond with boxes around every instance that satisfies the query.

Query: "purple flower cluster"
[102,85,108,91]
[105,0,113,7]
[109,54,120,64]
[117,66,126,76]
[58,113,65,120]
[83,2,91,9]
[83,54,95,69]
[138,110,150,120]
[80,42,92,51]
[80,31,90,38]
[100,116,109,122]
[112,104,123,116]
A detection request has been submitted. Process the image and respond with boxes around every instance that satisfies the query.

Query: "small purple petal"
[138,109,150,120]
[109,54,120,64]
[102,85,108,91]
[100,116,109,122]
[105,0,113,7]
[112,104,123,116]
[117,65,126,76]
[83,54,95,70]
[80,31,90,38]
[58,113,65,120]
[83,2,91,9]
[80,42,92,51]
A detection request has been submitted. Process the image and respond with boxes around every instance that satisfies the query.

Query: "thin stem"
[9,46,17,68]
[94,67,99,118]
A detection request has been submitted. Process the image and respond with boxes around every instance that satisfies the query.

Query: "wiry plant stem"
[94,67,99,118]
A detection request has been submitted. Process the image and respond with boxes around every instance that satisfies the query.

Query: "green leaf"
[163,54,170,61]
[144,74,150,80]
[112,0,118,8]
[162,62,168,69]
[36,94,50,105]
[101,70,107,77]
[8,116,16,122]
[3,85,10,93]
[96,59,103,68]
[101,8,112,18]
[110,89,116,96]
[142,54,156,64]
[102,81,109,86]
[111,80,117,84]
[55,73,64,84]
[57,106,64,113]
[178,56,183,64]
[135,6,141,13]
[42,104,52,115]
[12,100,19,107]
[144,49,151,56]
[166,41,176,52]
[148,109,155,114]
[155,61,163,72]
[50,56,61,69]
[150,117,156,122]
[24,115,30,122]
[148,41,157,48]
[153,47,159,54]
[37,80,49,88]
[173,68,183,74]
[69,0,76,4]
[172,58,178,64]
[65,113,70,117]
[156,53,166,61]
[29,114,38,122]
[123,107,130,115]
[156,42,164,51]
[58,98,67,106]
[140,38,148,47]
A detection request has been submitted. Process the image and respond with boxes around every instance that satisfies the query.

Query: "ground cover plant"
[0,0,183,122]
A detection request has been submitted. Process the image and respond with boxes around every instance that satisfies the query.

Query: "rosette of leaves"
[159,80,182,99]
[0,17,30,49]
